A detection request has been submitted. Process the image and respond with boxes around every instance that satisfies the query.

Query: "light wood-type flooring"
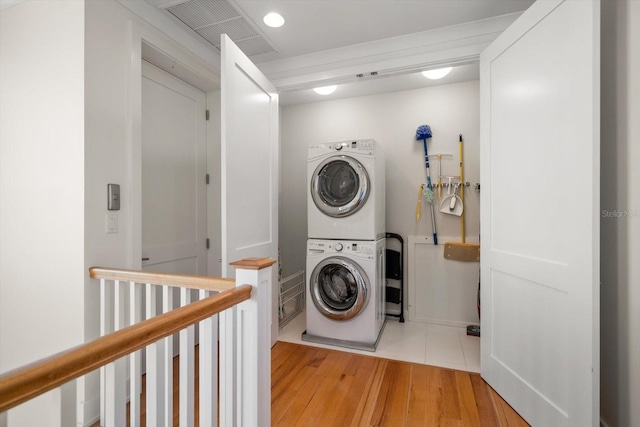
[95,341,528,426]
[272,341,529,426]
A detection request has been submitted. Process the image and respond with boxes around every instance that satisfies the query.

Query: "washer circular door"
[310,256,369,321]
[311,155,370,218]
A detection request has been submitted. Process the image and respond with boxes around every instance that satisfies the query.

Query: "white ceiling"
[147,0,534,63]
[142,0,534,105]
[233,0,535,64]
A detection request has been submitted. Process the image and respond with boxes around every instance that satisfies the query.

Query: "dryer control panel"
[308,139,376,158]
[307,240,375,259]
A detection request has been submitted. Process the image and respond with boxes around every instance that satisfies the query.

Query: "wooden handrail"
[0,285,251,413]
[89,267,236,292]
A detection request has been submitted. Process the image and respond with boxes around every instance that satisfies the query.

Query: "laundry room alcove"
[277,64,482,372]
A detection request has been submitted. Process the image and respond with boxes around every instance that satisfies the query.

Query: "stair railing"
[0,257,275,427]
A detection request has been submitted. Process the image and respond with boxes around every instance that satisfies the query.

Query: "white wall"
[0,1,85,424]
[82,3,138,420]
[600,1,640,426]
[280,80,480,320]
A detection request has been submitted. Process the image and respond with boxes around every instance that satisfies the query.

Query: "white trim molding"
[258,13,523,91]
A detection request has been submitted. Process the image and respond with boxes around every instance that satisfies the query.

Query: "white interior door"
[220,35,279,343]
[480,1,599,426]
[141,60,207,275]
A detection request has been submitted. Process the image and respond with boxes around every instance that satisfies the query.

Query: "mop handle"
[423,139,433,189]
[429,204,438,245]
[423,139,429,168]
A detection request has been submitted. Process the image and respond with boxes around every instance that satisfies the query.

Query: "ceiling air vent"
[164,0,277,57]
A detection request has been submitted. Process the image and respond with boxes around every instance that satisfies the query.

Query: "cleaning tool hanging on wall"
[437,154,444,199]
[428,153,454,199]
[444,134,480,262]
[416,125,438,244]
[440,182,463,216]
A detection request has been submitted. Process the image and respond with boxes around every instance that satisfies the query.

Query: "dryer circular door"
[310,155,370,218]
[309,256,369,321]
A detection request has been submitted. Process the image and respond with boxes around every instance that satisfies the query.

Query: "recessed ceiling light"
[263,12,285,28]
[313,85,337,95]
[421,67,453,80]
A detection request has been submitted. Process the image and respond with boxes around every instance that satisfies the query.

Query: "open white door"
[220,35,279,341]
[480,1,599,426]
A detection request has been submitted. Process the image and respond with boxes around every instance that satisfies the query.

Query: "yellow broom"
[444,134,480,262]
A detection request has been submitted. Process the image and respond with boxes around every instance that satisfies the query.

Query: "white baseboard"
[78,395,100,427]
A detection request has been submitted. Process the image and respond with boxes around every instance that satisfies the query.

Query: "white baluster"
[99,278,107,426]
[146,283,166,426]
[129,281,142,427]
[179,288,195,426]
[199,290,218,427]
[162,285,173,425]
[219,304,237,427]
[104,280,127,426]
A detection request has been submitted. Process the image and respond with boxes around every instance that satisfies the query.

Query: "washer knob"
[335,243,343,251]
[335,144,343,151]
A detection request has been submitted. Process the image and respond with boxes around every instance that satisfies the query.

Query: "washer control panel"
[307,240,374,258]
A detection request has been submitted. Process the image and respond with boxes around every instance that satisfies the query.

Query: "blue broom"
[416,125,438,244]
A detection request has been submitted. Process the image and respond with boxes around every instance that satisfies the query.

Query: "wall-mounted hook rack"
[441,182,471,187]
[427,153,454,159]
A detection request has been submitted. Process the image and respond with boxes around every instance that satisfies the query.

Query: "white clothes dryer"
[307,139,385,241]
[303,238,386,350]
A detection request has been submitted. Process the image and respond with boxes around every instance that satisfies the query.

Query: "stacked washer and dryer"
[303,139,386,351]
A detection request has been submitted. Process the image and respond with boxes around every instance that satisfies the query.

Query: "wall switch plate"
[106,213,118,234]
[108,183,120,210]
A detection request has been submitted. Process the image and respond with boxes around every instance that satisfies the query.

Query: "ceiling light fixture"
[421,67,453,80]
[263,12,285,28]
[313,85,337,95]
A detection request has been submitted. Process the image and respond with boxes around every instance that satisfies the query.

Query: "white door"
[480,1,599,426]
[220,35,279,343]
[141,60,207,275]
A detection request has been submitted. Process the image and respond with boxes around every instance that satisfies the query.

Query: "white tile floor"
[278,311,480,373]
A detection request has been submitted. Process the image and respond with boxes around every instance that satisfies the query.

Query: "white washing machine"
[308,139,385,241]
[303,238,386,350]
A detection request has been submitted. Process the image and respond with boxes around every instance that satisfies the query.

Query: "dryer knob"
[335,243,343,251]
[335,144,343,151]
